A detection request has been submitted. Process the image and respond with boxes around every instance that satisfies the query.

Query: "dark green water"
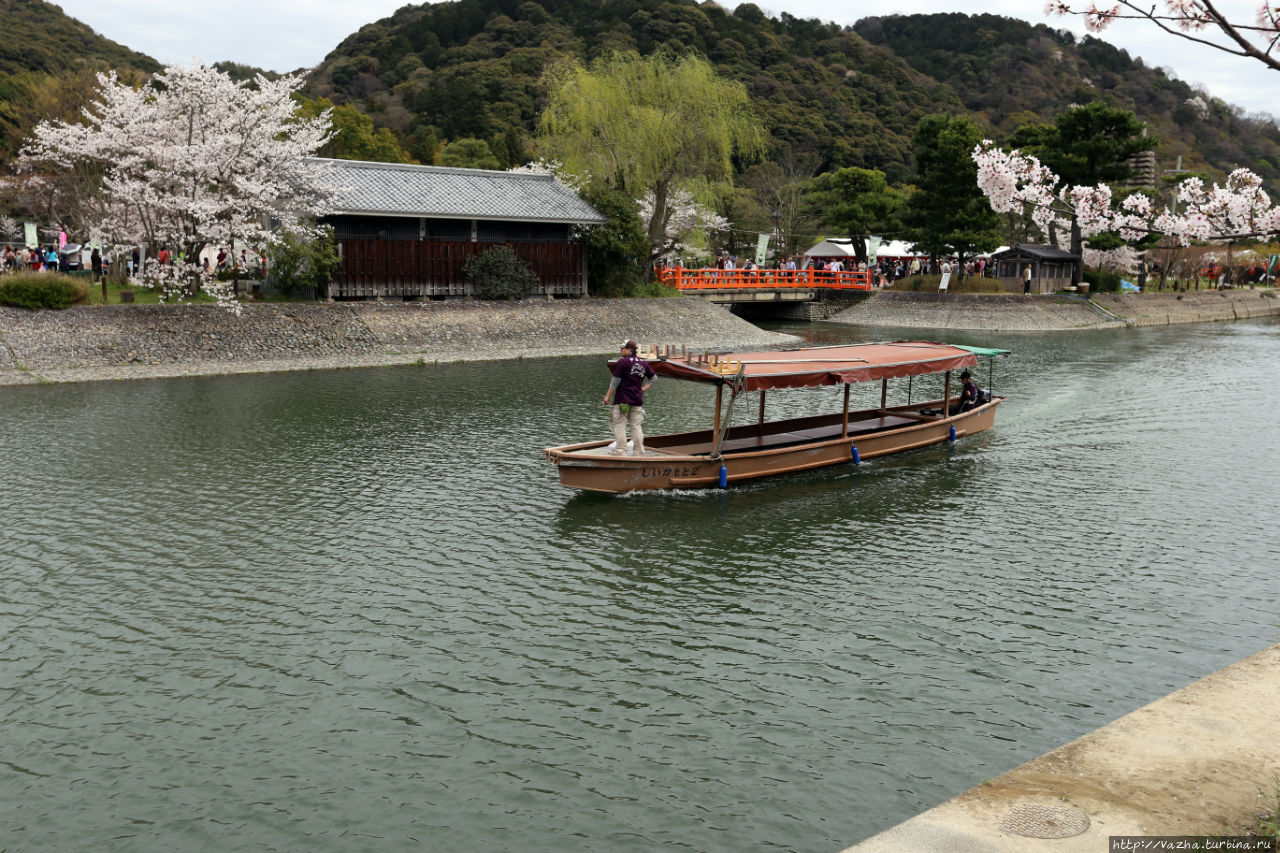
[3,320,1278,852]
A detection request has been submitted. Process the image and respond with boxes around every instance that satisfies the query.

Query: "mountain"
[304,0,966,181]
[2,0,1278,190]
[0,0,160,159]
[302,0,1280,185]
[853,13,1280,183]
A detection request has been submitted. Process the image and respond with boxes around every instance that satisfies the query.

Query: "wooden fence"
[332,240,588,299]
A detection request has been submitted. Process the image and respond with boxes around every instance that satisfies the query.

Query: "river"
[2,319,1278,852]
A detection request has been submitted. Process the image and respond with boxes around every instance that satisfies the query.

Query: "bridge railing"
[657,267,874,292]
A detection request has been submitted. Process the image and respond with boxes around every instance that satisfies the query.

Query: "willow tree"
[539,52,765,269]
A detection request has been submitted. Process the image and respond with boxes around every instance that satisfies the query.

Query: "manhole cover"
[1000,802,1091,839]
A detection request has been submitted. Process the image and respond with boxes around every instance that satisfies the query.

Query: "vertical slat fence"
[331,240,587,299]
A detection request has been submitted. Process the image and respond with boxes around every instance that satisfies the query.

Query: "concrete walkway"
[842,643,1280,851]
[830,290,1280,331]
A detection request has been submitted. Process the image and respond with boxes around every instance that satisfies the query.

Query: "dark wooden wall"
[331,240,588,299]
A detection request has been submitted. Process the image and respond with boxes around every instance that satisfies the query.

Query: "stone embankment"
[843,642,1280,851]
[830,289,1280,330]
[0,297,795,386]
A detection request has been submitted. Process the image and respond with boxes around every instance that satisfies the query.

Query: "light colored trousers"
[610,405,646,455]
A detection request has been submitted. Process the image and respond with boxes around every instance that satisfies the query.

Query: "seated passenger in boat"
[950,370,981,415]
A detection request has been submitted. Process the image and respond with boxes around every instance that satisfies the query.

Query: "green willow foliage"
[539,52,765,259]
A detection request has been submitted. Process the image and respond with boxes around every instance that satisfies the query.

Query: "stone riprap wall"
[1092,290,1280,326]
[0,298,796,386]
[829,290,1280,331]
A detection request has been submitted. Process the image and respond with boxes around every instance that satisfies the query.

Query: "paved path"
[830,290,1280,331]
[843,642,1280,851]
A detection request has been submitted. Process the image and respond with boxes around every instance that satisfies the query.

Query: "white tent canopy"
[875,239,922,258]
[804,237,925,258]
[804,238,860,257]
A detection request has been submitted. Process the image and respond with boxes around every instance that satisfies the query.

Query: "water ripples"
[2,322,1278,852]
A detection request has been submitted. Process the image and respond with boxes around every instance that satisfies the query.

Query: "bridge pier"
[727,290,872,322]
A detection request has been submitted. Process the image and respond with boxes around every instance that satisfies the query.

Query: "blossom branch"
[1046,0,1280,69]
[972,139,1280,246]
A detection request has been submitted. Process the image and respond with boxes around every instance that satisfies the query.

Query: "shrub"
[266,226,340,296]
[464,245,539,300]
[575,182,648,296]
[1083,268,1123,292]
[0,272,88,309]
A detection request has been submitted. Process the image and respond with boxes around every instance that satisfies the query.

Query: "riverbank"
[830,289,1280,330]
[4,290,1278,387]
[842,642,1280,851]
[0,298,795,387]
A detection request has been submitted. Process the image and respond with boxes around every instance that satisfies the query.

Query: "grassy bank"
[0,271,241,307]
[884,274,1005,293]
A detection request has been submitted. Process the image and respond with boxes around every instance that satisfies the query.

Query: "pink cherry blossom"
[18,64,334,311]
[1048,0,1279,71]
[971,140,1280,247]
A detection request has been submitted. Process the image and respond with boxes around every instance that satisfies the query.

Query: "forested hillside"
[854,13,1280,183]
[2,0,1278,190]
[301,0,1280,184]
[303,0,964,180]
[0,0,160,159]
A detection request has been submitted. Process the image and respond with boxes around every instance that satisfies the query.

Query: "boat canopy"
[642,341,980,392]
[955,345,1012,357]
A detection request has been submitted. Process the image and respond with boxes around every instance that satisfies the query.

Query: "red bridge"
[657,267,874,302]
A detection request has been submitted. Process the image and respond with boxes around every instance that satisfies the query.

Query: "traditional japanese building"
[990,244,1082,293]
[313,158,606,299]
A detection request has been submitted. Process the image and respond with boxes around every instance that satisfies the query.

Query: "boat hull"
[544,399,1002,493]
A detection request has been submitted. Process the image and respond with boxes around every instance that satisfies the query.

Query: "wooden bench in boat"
[653,413,921,456]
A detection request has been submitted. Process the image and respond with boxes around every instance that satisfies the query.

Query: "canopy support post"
[842,383,850,437]
[711,368,746,459]
[757,391,766,435]
[944,371,952,418]
[714,384,723,436]
[881,377,887,409]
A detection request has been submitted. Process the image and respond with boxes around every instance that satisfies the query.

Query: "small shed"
[314,158,606,300]
[991,244,1080,294]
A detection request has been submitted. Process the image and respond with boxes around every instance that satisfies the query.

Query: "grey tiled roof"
[310,158,605,225]
[993,243,1080,261]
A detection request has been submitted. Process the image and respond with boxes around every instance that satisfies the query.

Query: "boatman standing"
[603,340,655,456]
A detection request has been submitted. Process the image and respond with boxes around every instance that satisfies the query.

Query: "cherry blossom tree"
[1045,0,1280,71]
[637,189,730,264]
[18,64,334,310]
[972,139,1280,250]
[0,215,18,243]
[1083,244,1143,272]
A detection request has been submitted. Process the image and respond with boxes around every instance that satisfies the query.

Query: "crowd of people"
[2,245,75,274]
[808,255,996,283]
[2,242,267,282]
[674,253,997,286]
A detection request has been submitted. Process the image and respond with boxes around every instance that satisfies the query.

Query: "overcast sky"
[53,0,1277,119]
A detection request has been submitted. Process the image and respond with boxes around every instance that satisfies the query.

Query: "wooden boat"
[544,341,1008,493]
